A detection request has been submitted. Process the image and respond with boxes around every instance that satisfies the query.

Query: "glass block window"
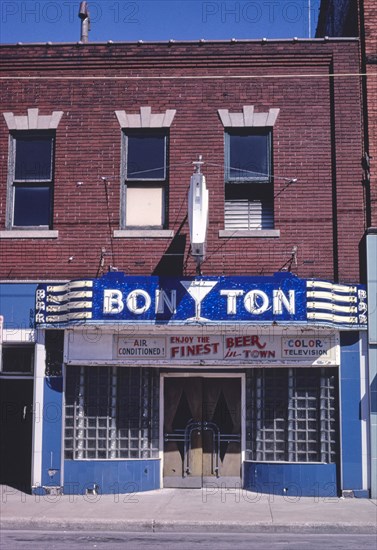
[64,366,159,460]
[246,368,338,463]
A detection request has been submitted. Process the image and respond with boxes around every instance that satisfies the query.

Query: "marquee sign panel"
[35,272,367,330]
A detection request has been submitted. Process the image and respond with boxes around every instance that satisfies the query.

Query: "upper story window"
[225,129,273,230]
[124,130,168,228]
[115,106,176,231]
[218,105,279,233]
[2,108,63,232]
[226,130,271,182]
[11,132,55,228]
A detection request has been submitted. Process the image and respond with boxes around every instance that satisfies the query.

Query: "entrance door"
[0,379,34,491]
[163,377,241,488]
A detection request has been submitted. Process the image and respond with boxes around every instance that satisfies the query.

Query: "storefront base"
[243,462,338,498]
[59,459,161,495]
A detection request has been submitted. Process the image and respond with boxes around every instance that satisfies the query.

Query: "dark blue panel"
[342,461,363,490]
[0,284,37,329]
[340,334,363,491]
[341,380,362,419]
[353,490,370,498]
[341,424,363,460]
[244,462,337,497]
[41,377,63,487]
[340,352,361,379]
[63,459,161,495]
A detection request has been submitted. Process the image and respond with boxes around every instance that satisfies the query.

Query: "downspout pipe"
[78,1,90,43]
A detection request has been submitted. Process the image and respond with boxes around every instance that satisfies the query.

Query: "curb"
[2,518,376,534]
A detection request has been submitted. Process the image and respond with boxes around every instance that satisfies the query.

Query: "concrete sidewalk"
[0,485,376,534]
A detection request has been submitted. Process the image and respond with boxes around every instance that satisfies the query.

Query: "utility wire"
[205,162,297,182]
[128,161,297,182]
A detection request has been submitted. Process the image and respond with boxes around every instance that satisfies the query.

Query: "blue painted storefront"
[340,332,368,497]
[40,377,63,490]
[242,331,367,497]
[63,460,161,495]
[244,462,337,498]
[35,372,161,495]
[0,283,37,329]
[34,330,369,496]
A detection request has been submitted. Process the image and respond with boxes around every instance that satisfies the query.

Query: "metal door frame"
[159,372,246,488]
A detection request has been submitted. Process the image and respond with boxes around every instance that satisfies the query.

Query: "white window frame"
[7,131,55,230]
[114,106,176,237]
[121,129,169,230]
[2,108,63,235]
[224,129,274,231]
[225,129,271,183]
[218,105,280,238]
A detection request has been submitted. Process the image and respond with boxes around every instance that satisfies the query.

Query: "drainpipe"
[78,1,90,43]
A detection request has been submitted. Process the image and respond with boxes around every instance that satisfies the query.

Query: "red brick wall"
[362,0,377,60]
[0,40,365,283]
[366,64,377,228]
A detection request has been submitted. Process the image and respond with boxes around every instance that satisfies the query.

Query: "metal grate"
[225,199,274,230]
[64,366,159,460]
[246,368,338,463]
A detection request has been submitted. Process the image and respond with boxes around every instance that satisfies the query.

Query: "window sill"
[114,229,174,238]
[0,230,59,239]
[219,229,280,238]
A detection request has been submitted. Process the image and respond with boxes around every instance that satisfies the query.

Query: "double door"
[163,377,241,488]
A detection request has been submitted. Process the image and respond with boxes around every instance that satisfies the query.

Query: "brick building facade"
[0,40,367,280]
[0,36,370,497]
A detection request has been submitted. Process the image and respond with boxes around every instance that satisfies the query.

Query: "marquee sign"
[35,272,367,330]
[111,334,338,365]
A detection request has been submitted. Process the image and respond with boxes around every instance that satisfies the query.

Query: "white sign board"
[116,337,166,358]
[67,331,339,366]
[112,334,339,366]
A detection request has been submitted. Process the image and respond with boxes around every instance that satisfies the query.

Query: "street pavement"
[1,484,376,534]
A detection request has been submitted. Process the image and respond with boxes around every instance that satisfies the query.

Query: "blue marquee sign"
[34,272,367,329]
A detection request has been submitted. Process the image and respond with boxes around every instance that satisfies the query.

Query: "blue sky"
[0,0,321,43]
